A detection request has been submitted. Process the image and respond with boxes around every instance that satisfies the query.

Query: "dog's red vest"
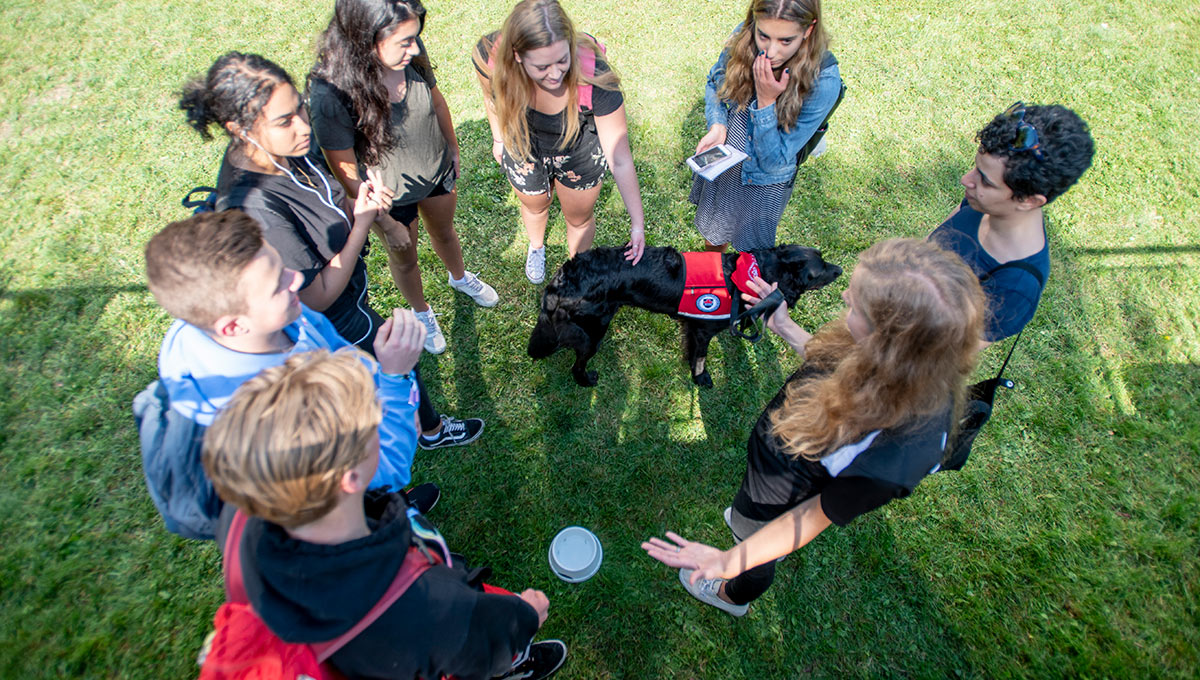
[678,252,761,319]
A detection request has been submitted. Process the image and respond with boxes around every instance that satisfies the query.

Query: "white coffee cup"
[548,526,603,583]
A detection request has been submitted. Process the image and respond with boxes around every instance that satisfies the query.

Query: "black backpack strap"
[182,187,218,214]
[980,260,1045,288]
[979,259,1042,383]
[993,328,1023,384]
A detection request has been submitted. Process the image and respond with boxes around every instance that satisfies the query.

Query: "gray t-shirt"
[308,68,451,206]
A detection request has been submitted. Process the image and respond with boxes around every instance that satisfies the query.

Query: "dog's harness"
[678,252,749,319]
[677,252,785,342]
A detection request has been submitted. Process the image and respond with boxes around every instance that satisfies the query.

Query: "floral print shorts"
[500,131,608,195]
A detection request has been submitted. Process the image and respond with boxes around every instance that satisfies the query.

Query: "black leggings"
[722,489,789,605]
[338,300,442,433]
[722,464,823,606]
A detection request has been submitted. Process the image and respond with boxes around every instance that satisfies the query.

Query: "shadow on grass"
[0,279,223,678]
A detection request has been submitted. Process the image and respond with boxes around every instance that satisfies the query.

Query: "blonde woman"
[644,239,985,616]
[474,0,645,283]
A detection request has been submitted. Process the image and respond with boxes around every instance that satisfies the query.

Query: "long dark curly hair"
[308,0,432,166]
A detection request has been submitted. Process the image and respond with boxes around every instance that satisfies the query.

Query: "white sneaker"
[525,246,546,284]
[449,271,499,307]
[414,307,446,354]
[679,568,748,617]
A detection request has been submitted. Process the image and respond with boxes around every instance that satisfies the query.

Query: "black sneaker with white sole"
[494,640,567,680]
[403,482,440,514]
[418,415,484,450]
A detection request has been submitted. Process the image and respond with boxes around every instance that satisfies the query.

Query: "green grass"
[2,0,1199,677]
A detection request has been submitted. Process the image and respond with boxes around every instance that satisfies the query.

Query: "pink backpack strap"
[222,510,250,605]
[577,43,596,111]
[576,34,605,111]
[310,547,439,662]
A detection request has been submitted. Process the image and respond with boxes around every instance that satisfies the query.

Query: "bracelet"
[387,369,416,381]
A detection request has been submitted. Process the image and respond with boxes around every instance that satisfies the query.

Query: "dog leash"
[728,288,785,342]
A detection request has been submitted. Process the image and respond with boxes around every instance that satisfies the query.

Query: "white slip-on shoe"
[678,568,748,617]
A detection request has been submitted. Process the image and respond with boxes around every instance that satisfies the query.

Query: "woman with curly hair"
[474,0,646,284]
[643,238,986,617]
[692,0,843,252]
[309,0,497,355]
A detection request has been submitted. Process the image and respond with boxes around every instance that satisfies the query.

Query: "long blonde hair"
[719,0,829,132]
[770,239,986,460]
[474,0,619,160]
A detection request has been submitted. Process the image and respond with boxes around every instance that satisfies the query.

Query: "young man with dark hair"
[930,103,1095,344]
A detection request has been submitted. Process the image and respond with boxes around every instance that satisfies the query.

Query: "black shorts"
[500,132,608,195]
[388,167,456,226]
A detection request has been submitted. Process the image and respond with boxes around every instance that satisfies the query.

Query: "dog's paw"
[692,371,713,389]
[573,370,599,387]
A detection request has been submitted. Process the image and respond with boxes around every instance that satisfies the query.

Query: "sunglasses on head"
[1003,102,1044,161]
[407,507,453,567]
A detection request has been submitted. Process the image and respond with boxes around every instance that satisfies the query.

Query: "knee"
[520,194,553,217]
[384,245,418,270]
[563,209,596,231]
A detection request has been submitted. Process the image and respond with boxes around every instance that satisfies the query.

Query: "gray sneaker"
[449,270,499,307]
[679,568,748,617]
[525,246,546,284]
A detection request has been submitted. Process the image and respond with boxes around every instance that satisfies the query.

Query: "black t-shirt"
[215,153,373,345]
[743,366,951,527]
[474,32,624,153]
[308,69,452,205]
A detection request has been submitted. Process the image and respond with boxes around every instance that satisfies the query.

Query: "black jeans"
[339,300,442,433]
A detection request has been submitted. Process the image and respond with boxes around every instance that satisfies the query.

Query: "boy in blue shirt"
[136,210,433,539]
[930,103,1094,344]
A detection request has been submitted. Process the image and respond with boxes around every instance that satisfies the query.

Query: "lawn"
[1,0,1198,677]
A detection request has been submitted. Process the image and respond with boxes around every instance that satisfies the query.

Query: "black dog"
[528,244,842,387]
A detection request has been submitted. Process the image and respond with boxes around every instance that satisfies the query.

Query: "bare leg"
[418,190,465,279]
[373,218,428,312]
[515,190,554,249]
[704,238,728,253]
[555,182,602,257]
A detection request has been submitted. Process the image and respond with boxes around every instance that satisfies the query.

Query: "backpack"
[197,511,438,680]
[941,261,1045,471]
[795,52,846,167]
[133,380,221,540]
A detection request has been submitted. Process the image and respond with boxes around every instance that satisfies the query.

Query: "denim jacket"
[704,41,842,186]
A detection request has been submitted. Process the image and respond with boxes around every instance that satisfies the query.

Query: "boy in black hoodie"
[204,349,566,680]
